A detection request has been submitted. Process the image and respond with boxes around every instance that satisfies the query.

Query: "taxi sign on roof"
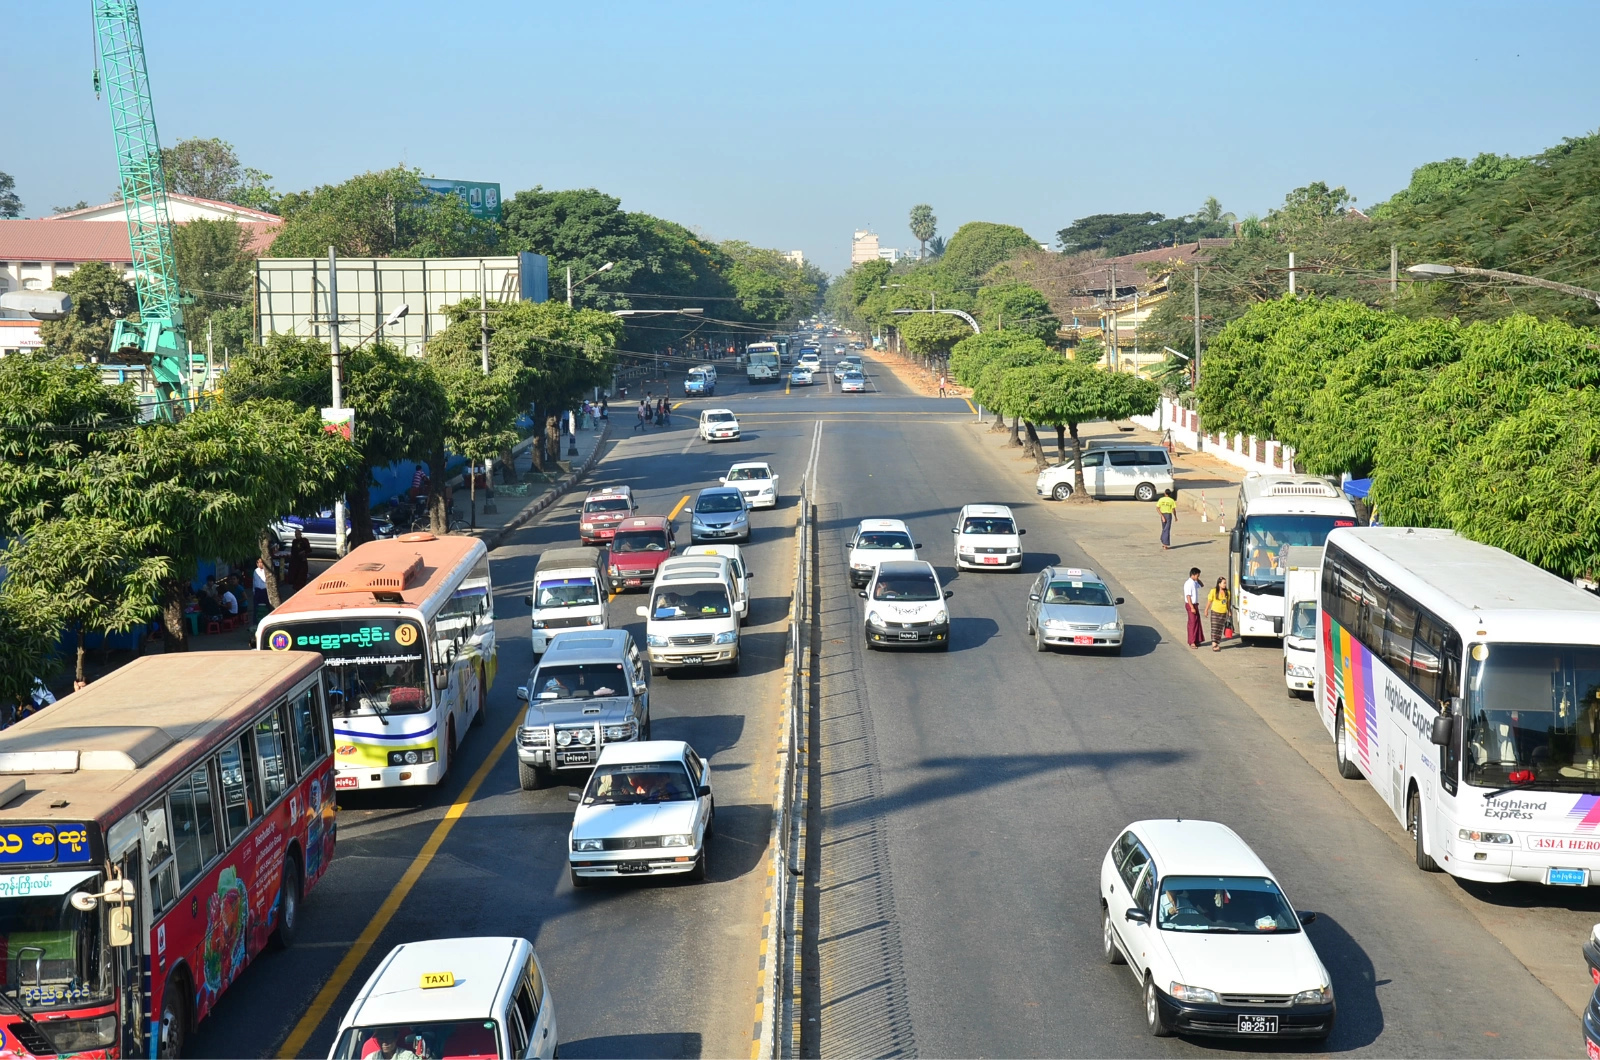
[1065,568,1083,576]
[420,971,456,989]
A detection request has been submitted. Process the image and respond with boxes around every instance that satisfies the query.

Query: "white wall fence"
[1131,397,1298,476]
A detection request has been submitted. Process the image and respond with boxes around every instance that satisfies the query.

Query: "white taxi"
[720,461,780,509]
[568,740,714,886]
[1100,820,1334,1042]
[328,936,557,1059]
[698,409,740,442]
[847,518,920,588]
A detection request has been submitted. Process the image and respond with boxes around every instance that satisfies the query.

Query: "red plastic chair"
[206,619,222,636]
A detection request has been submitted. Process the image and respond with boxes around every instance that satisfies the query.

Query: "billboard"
[420,178,502,221]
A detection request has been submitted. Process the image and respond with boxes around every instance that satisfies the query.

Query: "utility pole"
[566,266,573,308]
[1193,265,1204,453]
[1390,244,1398,295]
[1288,252,1296,296]
[328,246,347,556]
[1109,263,1118,370]
[480,261,497,515]
[205,319,213,393]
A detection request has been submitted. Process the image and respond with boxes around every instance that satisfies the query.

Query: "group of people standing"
[1184,567,1231,652]
[633,395,671,431]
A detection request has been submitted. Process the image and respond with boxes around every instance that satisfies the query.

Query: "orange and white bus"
[0,650,334,1057]
[258,532,496,792]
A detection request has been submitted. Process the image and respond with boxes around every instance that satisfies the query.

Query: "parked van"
[1281,544,1322,698]
[1036,443,1174,501]
[658,552,748,623]
[637,573,740,674]
[524,546,610,654]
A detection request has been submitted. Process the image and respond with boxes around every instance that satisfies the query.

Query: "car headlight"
[1291,985,1333,1006]
[575,729,595,745]
[603,722,636,741]
[851,561,872,570]
[1169,982,1220,1004]
[1101,621,1121,631]
[609,565,620,576]
[733,512,748,523]
[387,749,437,766]
[866,610,885,627]
[581,522,594,530]
[587,614,604,625]
[661,833,693,847]
[932,609,949,624]
[647,634,668,647]
[692,515,707,526]
[556,730,573,747]
[1044,618,1069,630]
[530,618,546,629]
[1287,663,1314,677]
[1457,829,1513,844]
[572,838,603,852]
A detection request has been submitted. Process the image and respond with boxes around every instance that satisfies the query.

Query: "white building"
[877,248,903,264]
[785,250,804,268]
[850,230,880,267]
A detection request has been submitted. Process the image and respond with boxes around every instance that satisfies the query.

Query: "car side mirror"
[1297,910,1317,926]
[523,595,533,607]
[636,605,648,618]
[950,527,959,534]
[1115,597,1125,605]
[858,590,868,599]
[697,784,711,797]
[634,682,648,696]
[718,478,728,485]
[915,543,923,549]
[1029,594,1040,602]
[1019,528,1027,535]
[567,792,580,803]
[1124,907,1149,925]
[772,474,779,480]
[516,686,530,701]
[944,590,954,599]
[1429,714,1454,747]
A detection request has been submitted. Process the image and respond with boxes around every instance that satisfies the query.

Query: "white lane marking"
[802,418,823,498]
[681,432,697,455]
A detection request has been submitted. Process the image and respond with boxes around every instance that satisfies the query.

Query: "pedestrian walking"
[1183,568,1205,648]
[1206,577,1232,652]
[660,399,671,427]
[938,374,947,398]
[599,395,609,421]
[634,401,647,432]
[1157,488,1177,549]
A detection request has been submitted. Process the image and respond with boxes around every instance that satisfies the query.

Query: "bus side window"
[168,764,221,890]
[141,804,177,914]
[1382,593,1418,677]
[217,734,262,845]
[1359,575,1388,657]
[471,557,493,627]
[290,686,327,774]
[1411,612,1445,703]
[256,707,292,805]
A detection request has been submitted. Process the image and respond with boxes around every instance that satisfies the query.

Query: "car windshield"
[585,496,630,513]
[962,517,1015,535]
[1157,875,1300,934]
[1465,643,1600,791]
[533,662,628,700]
[857,532,913,551]
[0,871,112,1012]
[1044,581,1113,606]
[726,467,769,481]
[1240,515,1355,594]
[537,576,599,607]
[264,620,430,718]
[582,762,696,804]
[1290,601,1318,640]
[872,573,939,602]
[707,412,735,423]
[843,373,864,381]
[612,530,669,553]
[330,1020,503,1059]
[651,587,732,620]
[697,493,745,513]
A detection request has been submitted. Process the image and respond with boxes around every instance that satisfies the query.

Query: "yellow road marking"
[668,494,690,520]
[785,380,791,396]
[963,397,977,413]
[276,717,521,1057]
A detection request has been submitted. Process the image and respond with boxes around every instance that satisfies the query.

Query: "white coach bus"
[1319,526,1600,886]
[1229,474,1358,640]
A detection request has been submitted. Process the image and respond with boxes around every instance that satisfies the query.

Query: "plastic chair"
[206,619,221,636]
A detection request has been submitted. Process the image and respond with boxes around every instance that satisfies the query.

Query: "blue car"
[270,510,395,555]
[684,369,715,396]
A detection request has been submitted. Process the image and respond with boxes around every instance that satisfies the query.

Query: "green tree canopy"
[940,223,1039,287]
[977,283,1058,342]
[161,137,276,212]
[173,217,256,356]
[271,167,499,258]
[39,262,138,362]
[0,171,20,218]
[897,313,973,363]
[998,361,1159,482]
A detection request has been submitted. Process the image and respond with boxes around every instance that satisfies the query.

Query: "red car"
[608,516,676,589]
[579,485,636,545]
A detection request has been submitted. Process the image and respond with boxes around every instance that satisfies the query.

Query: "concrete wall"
[1131,396,1298,476]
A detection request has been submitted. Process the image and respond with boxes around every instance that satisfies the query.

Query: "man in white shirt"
[1183,568,1205,648]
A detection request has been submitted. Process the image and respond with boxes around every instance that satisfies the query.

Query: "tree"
[173,218,257,356]
[1371,153,1528,217]
[940,223,1038,287]
[927,235,946,258]
[949,332,1054,438]
[909,204,937,260]
[976,283,1057,342]
[2,516,167,685]
[1056,212,1163,254]
[51,201,90,215]
[897,313,973,368]
[0,172,20,218]
[38,262,138,362]
[999,361,1158,485]
[272,168,498,258]
[162,137,277,211]
[0,583,60,707]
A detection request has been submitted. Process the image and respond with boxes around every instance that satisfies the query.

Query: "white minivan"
[637,574,740,674]
[656,554,748,623]
[952,503,1025,572]
[524,546,610,654]
[677,545,752,619]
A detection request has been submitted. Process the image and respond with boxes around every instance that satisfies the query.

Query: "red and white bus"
[0,650,334,1057]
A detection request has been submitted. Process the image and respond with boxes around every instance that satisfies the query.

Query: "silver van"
[515,629,650,788]
[1036,444,1173,501]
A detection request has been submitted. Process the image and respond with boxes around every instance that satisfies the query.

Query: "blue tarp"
[1343,477,1372,499]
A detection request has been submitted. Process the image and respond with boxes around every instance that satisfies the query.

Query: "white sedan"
[567,741,714,886]
[1100,819,1334,1041]
[720,461,780,509]
[790,366,814,386]
[698,409,740,442]
[840,372,867,393]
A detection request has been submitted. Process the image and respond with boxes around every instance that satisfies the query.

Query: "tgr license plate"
[1073,636,1094,645]
[617,861,652,874]
[559,752,592,765]
[1238,1015,1278,1034]
[679,656,703,665]
[1548,867,1590,886]
[625,578,642,587]
[983,556,1000,564]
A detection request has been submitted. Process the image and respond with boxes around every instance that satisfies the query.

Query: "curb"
[481,424,612,552]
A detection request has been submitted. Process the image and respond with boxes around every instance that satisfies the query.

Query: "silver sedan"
[1025,564,1125,654]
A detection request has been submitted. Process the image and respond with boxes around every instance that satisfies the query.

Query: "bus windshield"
[263,619,429,718]
[0,870,112,1012]
[1465,643,1600,791]
[1241,515,1355,594]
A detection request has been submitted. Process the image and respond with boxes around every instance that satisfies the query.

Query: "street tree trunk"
[1008,415,1022,448]
[1065,421,1097,503]
[1054,424,1068,464]
[499,444,519,485]
[1023,422,1046,469]
[428,446,450,534]
[528,402,545,474]
[988,405,1006,432]
[545,416,561,469]
[161,577,191,652]
[259,530,282,609]
[75,627,87,686]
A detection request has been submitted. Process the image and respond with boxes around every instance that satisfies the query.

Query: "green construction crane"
[92,0,190,403]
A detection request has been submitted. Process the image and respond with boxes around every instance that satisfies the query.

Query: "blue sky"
[10,1,1598,274]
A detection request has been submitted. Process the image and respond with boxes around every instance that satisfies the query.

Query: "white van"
[659,552,748,623]
[637,574,740,674]
[952,503,1026,572]
[1281,544,1322,698]
[327,936,557,1059]
[524,546,610,654]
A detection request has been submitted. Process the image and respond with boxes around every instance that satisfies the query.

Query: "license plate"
[560,752,592,765]
[334,775,357,790]
[617,861,652,874]
[679,656,702,665]
[898,631,918,640]
[625,578,642,587]
[1073,636,1094,645]
[983,556,1000,564]
[1548,866,1590,886]
[1238,1015,1278,1034]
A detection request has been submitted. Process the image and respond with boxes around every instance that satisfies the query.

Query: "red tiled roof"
[1075,239,1234,292]
[0,219,279,262]
[44,194,280,223]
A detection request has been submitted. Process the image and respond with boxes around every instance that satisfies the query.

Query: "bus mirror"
[433,668,451,692]
[109,906,133,947]
[69,892,97,912]
[1430,715,1454,747]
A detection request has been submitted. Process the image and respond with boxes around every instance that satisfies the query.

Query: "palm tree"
[909,204,937,260]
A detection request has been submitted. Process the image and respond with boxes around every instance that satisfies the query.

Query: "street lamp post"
[1407,263,1600,308]
[568,261,615,307]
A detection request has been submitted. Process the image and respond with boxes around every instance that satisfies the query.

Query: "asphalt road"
[190,356,820,1058]
[803,353,1585,1057]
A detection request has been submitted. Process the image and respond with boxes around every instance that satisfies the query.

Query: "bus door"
[107,836,147,1057]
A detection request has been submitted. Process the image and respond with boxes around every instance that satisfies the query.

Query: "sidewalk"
[863,348,969,399]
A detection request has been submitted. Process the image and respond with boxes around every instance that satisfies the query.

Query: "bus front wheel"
[158,976,189,1059]
[1410,789,1440,872]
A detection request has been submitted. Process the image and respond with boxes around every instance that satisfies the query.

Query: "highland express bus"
[1319,526,1600,886]
[1229,474,1358,640]
[258,533,496,792]
[0,651,334,1058]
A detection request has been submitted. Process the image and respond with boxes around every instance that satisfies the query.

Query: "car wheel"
[570,867,590,889]
[1033,625,1047,653]
[1101,907,1125,965]
[1144,977,1173,1037]
[1410,788,1440,872]
[726,652,741,674]
[517,761,546,791]
[1334,708,1363,779]
[1052,483,1073,501]
[158,977,190,1059]
[863,627,876,651]
[1135,482,1157,502]
[650,664,665,676]
[687,842,708,882]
